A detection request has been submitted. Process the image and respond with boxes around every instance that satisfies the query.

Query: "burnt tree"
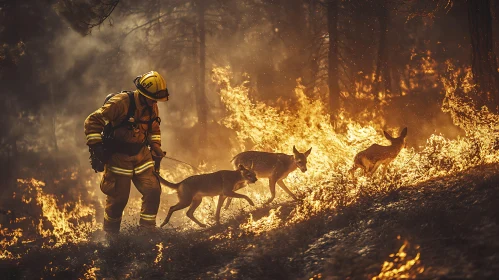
[194,0,208,138]
[373,2,391,98]
[468,0,499,111]
[327,0,340,126]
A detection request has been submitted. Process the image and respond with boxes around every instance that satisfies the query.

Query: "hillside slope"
[2,164,499,279]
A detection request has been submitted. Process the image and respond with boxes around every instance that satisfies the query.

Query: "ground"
[2,164,499,279]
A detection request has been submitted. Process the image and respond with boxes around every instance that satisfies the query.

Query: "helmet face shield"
[154,89,169,101]
[134,71,170,102]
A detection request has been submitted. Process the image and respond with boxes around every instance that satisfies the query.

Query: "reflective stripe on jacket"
[104,146,155,176]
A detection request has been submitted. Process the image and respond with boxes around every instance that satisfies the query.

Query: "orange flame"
[372,237,424,280]
[17,178,97,248]
[154,242,164,265]
[208,64,499,235]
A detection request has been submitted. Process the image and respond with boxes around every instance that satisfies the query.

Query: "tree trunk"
[192,23,199,105]
[4,96,18,185]
[327,0,340,126]
[468,0,499,111]
[196,0,208,137]
[391,67,402,96]
[6,129,19,189]
[307,0,320,94]
[283,0,308,88]
[49,82,58,151]
[373,4,390,99]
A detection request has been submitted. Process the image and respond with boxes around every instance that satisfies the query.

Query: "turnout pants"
[100,146,161,233]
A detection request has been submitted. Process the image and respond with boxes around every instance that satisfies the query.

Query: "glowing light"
[154,242,164,264]
[0,228,24,259]
[82,261,99,279]
[372,237,424,280]
[239,207,282,235]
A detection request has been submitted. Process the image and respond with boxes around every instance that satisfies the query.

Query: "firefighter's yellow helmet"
[133,71,169,102]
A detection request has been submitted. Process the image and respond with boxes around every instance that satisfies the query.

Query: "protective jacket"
[84,91,162,232]
[85,91,161,148]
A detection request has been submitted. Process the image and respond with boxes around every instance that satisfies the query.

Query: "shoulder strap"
[103,91,135,117]
[108,91,136,129]
[103,93,117,105]
[125,91,136,121]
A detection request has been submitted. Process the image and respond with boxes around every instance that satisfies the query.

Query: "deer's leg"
[186,197,206,228]
[265,178,277,204]
[360,158,374,177]
[277,180,298,201]
[369,161,382,177]
[381,164,388,178]
[349,164,362,179]
[216,195,227,224]
[160,198,192,227]
[349,165,359,184]
[223,190,254,207]
[381,159,394,178]
[224,197,233,210]
[224,181,244,210]
[348,165,356,178]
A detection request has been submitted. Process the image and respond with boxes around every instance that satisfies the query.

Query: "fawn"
[158,165,257,228]
[349,127,407,178]
[225,145,312,207]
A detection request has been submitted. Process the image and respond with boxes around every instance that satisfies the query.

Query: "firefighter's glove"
[152,151,166,173]
[89,143,107,173]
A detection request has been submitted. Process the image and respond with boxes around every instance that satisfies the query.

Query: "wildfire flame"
[82,261,99,280]
[154,242,164,265]
[0,228,24,259]
[372,237,424,280]
[209,62,499,234]
[2,179,97,252]
[239,206,282,235]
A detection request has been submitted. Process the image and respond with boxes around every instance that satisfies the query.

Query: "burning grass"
[0,178,97,259]
[372,236,424,280]
[210,62,499,235]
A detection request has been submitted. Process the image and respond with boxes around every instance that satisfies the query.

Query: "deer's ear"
[238,164,246,170]
[293,145,299,155]
[383,131,394,141]
[304,147,312,157]
[400,127,408,138]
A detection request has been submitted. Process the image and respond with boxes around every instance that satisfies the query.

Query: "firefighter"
[84,71,169,234]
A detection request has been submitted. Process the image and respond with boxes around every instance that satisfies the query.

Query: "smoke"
[0,0,483,232]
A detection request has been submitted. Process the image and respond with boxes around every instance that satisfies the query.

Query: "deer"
[349,127,407,178]
[157,164,257,228]
[225,145,312,208]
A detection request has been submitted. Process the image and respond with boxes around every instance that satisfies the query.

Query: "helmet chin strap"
[138,93,153,107]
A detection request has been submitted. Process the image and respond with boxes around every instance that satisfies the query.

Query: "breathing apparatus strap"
[107,91,136,131]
